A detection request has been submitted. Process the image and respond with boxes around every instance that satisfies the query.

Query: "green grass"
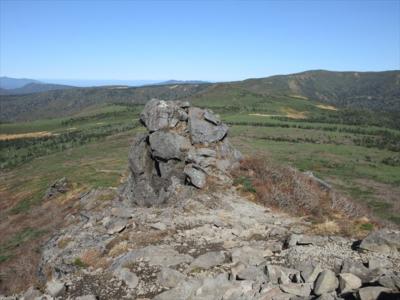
[1,128,141,217]
[73,257,87,268]
[359,223,374,231]
[0,227,46,262]
[233,176,256,193]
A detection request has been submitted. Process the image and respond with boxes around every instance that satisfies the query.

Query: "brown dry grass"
[0,188,81,294]
[281,107,307,119]
[232,157,331,217]
[232,156,373,237]
[316,104,338,111]
[80,248,103,267]
[0,131,55,141]
[108,241,129,257]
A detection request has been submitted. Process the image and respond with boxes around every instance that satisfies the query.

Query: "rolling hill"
[0,82,77,95]
[236,70,400,111]
[0,76,40,89]
[0,70,399,122]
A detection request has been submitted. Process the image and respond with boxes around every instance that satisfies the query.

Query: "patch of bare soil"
[316,104,338,111]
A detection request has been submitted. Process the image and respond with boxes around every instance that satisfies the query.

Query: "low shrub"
[232,156,371,235]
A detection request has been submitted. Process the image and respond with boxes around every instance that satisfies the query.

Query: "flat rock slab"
[189,251,225,270]
[359,229,400,254]
[111,245,193,270]
[279,283,312,297]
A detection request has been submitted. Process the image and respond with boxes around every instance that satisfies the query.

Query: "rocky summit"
[2,101,400,300]
[121,99,242,206]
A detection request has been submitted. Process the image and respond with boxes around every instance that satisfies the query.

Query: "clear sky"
[0,0,399,81]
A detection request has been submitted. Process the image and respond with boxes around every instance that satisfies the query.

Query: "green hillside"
[0,70,399,123]
[236,70,400,111]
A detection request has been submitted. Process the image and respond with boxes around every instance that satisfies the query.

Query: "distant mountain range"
[0,82,77,95]
[155,80,210,86]
[0,77,210,95]
[0,77,76,95]
[0,70,399,122]
[0,76,41,89]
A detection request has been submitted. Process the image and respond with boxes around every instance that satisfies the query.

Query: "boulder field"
[2,101,399,300]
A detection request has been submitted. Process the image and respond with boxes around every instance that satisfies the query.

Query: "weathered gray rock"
[45,280,65,297]
[186,148,217,171]
[123,101,241,204]
[279,283,312,297]
[378,275,400,290]
[314,270,339,296]
[157,267,186,288]
[189,107,228,144]
[22,286,42,300]
[184,164,207,188]
[190,251,225,270]
[107,220,127,235]
[44,177,70,199]
[287,234,325,247]
[114,267,139,289]
[368,257,393,270]
[358,286,392,300]
[341,259,371,283]
[236,266,267,282]
[222,280,255,300]
[111,207,133,218]
[296,260,322,283]
[75,295,97,300]
[111,245,193,270]
[153,279,202,300]
[231,246,266,266]
[204,110,221,125]
[314,294,336,300]
[149,131,191,160]
[338,273,362,294]
[359,229,400,254]
[123,133,162,206]
[151,222,167,231]
[266,265,301,285]
[140,99,188,132]
[189,273,233,299]
[128,133,152,177]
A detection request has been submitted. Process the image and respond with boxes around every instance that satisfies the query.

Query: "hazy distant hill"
[0,84,209,121]
[0,70,399,122]
[0,82,76,95]
[0,76,40,89]
[155,80,210,86]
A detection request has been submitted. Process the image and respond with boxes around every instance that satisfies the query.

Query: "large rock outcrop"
[121,99,242,206]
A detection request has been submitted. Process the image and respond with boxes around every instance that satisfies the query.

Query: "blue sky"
[0,0,399,81]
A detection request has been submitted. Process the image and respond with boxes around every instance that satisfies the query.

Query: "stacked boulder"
[121,99,242,206]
